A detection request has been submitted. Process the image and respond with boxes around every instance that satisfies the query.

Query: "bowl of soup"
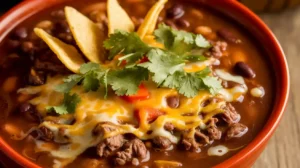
[0,0,289,168]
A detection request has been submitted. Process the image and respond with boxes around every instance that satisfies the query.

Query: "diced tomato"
[139,56,149,63]
[134,108,165,123]
[121,84,149,103]
[120,60,127,66]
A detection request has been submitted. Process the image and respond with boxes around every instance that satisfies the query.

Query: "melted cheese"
[18,75,248,167]
[184,58,217,72]
[215,69,245,85]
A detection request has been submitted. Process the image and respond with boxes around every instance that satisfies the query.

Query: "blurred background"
[0,0,299,168]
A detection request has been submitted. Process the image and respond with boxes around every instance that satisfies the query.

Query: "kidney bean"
[217,28,242,44]
[13,27,28,39]
[165,20,177,29]
[36,20,53,31]
[166,96,180,108]
[175,19,190,28]
[21,41,35,54]
[54,20,70,33]
[234,62,256,78]
[166,4,185,19]
[194,26,212,36]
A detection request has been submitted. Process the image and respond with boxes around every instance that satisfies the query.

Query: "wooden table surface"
[253,7,300,168]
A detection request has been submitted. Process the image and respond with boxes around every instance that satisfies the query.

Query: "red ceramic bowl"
[0,0,289,168]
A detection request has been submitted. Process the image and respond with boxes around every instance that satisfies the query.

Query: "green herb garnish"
[50,24,222,115]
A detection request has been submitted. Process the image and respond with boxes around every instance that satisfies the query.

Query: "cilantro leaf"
[139,48,185,84]
[79,62,101,74]
[103,30,150,65]
[153,24,174,49]
[195,34,211,48]
[82,72,100,92]
[46,92,81,115]
[202,76,223,95]
[185,55,207,62]
[154,24,211,55]
[102,69,109,98]
[55,74,83,93]
[163,68,222,97]
[163,71,202,98]
[108,67,148,96]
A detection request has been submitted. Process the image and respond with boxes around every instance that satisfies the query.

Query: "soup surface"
[0,0,274,167]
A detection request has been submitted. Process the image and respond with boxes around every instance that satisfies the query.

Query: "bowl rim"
[0,0,289,168]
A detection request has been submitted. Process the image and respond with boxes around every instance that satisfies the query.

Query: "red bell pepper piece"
[121,84,149,103]
[135,108,165,123]
[139,56,149,63]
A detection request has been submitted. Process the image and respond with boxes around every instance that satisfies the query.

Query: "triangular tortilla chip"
[107,0,135,34]
[65,6,106,63]
[137,0,168,39]
[34,28,85,73]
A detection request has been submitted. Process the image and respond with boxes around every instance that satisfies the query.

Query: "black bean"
[175,19,190,28]
[234,62,256,78]
[54,20,70,33]
[217,28,241,44]
[166,96,180,108]
[19,103,33,113]
[166,4,185,19]
[13,27,28,39]
[58,33,73,44]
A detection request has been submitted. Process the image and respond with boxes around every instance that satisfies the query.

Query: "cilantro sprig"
[46,92,81,115]
[50,24,222,115]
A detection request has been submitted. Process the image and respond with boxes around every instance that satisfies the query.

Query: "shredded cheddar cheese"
[18,72,248,167]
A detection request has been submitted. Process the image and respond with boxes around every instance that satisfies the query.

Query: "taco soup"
[0,0,274,167]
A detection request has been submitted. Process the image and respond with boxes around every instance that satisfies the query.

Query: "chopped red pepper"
[134,108,165,123]
[121,84,149,103]
[139,56,149,63]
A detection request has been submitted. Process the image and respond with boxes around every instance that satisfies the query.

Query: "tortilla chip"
[143,35,164,48]
[65,6,106,63]
[137,0,168,39]
[34,28,85,73]
[107,0,135,34]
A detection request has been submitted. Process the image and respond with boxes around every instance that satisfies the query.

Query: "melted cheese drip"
[18,75,248,167]
[184,58,217,72]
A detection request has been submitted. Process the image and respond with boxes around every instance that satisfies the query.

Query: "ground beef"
[164,122,174,131]
[181,130,209,151]
[221,103,241,124]
[205,41,227,58]
[93,122,117,136]
[38,126,54,141]
[97,134,124,157]
[226,123,248,140]
[114,138,148,166]
[19,103,43,123]
[194,130,210,144]
[152,136,172,149]
[181,138,196,151]
[207,118,222,140]
[34,59,68,73]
